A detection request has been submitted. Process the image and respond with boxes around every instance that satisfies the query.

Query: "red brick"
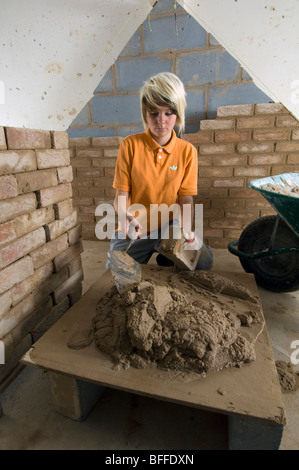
[199,143,234,155]
[0,175,18,199]
[104,167,116,177]
[237,117,275,129]
[0,227,46,269]
[200,167,232,177]
[73,196,93,206]
[0,256,34,294]
[287,154,299,164]
[38,183,72,207]
[208,238,231,249]
[234,167,270,177]
[276,141,299,152]
[68,225,82,246]
[6,127,51,150]
[200,119,234,130]
[237,142,274,153]
[0,193,37,224]
[76,148,103,158]
[211,199,245,209]
[183,132,213,144]
[16,169,58,193]
[0,150,37,176]
[255,103,288,114]
[71,158,92,168]
[245,199,271,209]
[197,189,228,199]
[93,177,114,187]
[0,293,36,337]
[92,157,117,168]
[103,149,119,158]
[57,166,73,184]
[209,218,242,229]
[0,127,6,150]
[30,233,68,269]
[248,154,286,165]
[225,209,260,219]
[45,211,77,240]
[11,262,53,306]
[229,188,260,198]
[203,228,223,238]
[217,104,253,117]
[53,240,83,272]
[253,129,290,141]
[215,130,250,142]
[276,115,299,127]
[292,129,299,140]
[51,131,69,149]
[91,136,123,146]
[77,168,104,178]
[52,268,83,304]
[0,220,16,248]
[54,199,73,219]
[213,178,245,187]
[212,155,246,166]
[69,137,91,147]
[14,206,54,237]
[36,149,70,169]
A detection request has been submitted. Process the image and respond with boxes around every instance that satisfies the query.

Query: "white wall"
[180,0,299,118]
[0,0,299,131]
[0,0,151,131]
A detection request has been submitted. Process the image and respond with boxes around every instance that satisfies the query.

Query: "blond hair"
[140,72,186,135]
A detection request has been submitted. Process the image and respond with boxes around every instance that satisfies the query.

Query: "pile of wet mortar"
[92,270,264,377]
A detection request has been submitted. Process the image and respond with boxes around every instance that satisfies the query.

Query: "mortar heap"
[93,269,264,377]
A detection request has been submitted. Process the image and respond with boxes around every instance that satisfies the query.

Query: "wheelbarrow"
[228,173,299,292]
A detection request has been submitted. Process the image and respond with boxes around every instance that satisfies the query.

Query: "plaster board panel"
[0,0,151,131]
[178,0,299,119]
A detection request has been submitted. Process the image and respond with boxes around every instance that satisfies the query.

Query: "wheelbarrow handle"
[228,240,299,259]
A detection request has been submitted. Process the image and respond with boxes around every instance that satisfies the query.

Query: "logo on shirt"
[170,165,177,170]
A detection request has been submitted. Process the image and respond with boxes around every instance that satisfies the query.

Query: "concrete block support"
[228,415,284,450]
[49,372,105,421]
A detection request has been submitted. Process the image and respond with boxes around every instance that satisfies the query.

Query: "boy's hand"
[127,216,142,240]
[183,230,201,251]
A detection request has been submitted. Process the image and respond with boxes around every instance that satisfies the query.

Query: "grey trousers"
[106,227,213,271]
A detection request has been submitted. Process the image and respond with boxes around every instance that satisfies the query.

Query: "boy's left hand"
[183,231,201,251]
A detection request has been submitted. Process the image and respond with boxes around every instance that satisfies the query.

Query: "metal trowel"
[109,240,141,295]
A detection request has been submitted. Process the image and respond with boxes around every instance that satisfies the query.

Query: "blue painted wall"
[68,0,271,138]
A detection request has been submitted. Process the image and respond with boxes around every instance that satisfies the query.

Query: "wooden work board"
[22,266,286,430]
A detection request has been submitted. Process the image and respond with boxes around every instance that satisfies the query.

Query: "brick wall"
[70,102,299,246]
[68,0,270,139]
[0,127,83,386]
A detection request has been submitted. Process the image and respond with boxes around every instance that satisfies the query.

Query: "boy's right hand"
[127,216,142,240]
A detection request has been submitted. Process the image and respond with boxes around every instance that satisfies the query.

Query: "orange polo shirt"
[113,128,198,234]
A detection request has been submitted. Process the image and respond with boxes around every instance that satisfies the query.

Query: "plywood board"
[22,266,285,425]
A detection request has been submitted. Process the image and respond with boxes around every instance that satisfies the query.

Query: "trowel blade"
[109,250,142,295]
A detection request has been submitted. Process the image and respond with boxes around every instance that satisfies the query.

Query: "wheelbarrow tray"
[248,172,299,237]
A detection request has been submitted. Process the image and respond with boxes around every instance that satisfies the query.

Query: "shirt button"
[158,155,162,159]
[159,148,162,152]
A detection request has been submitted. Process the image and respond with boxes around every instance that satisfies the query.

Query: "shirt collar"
[143,128,177,154]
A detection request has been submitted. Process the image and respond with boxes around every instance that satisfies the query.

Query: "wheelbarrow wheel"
[238,215,299,292]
